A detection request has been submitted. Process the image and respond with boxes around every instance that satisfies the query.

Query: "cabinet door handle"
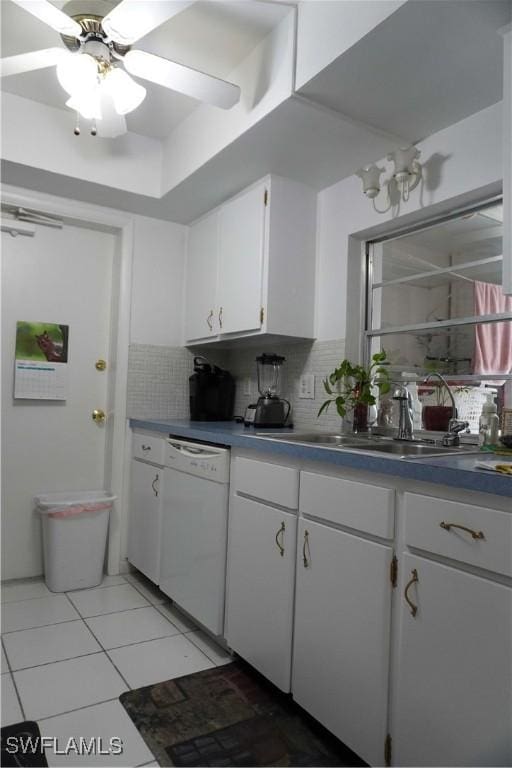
[275,522,285,556]
[404,568,419,617]
[440,521,485,540]
[151,473,159,497]
[141,444,151,452]
[218,306,223,329]
[302,529,310,568]
[206,310,214,331]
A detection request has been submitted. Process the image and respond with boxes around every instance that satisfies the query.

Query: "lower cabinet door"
[394,554,512,767]
[128,459,162,584]
[292,519,393,767]
[225,495,297,692]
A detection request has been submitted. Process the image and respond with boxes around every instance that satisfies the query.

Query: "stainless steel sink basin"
[256,432,355,446]
[349,442,474,458]
[256,432,479,458]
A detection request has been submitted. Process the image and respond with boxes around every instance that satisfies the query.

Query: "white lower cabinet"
[394,557,512,765]
[225,494,297,692]
[128,458,163,584]
[392,492,512,766]
[293,518,393,767]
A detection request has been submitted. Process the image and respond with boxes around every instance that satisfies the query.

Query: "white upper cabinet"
[217,182,266,336]
[184,211,219,342]
[184,175,317,345]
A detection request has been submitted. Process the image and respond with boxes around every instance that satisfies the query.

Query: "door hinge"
[260,307,265,325]
[385,733,392,767]
[390,555,398,588]
[264,189,268,206]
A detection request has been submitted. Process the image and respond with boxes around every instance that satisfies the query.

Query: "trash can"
[35,491,115,592]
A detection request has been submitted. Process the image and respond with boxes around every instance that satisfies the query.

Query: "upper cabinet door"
[217,182,267,335]
[184,212,219,342]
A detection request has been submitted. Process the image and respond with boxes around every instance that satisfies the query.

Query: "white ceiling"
[0,0,290,138]
[298,0,511,143]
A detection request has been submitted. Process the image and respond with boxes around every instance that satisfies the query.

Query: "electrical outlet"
[299,374,315,399]
[243,377,252,396]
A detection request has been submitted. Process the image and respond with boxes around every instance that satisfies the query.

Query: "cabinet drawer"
[233,457,299,510]
[132,432,165,465]
[300,471,394,539]
[404,492,512,576]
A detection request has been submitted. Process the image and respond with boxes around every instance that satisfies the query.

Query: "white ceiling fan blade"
[10,0,82,37]
[102,0,193,46]
[123,50,240,109]
[0,48,67,77]
[97,91,127,138]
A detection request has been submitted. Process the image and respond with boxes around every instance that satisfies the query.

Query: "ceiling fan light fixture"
[66,88,102,120]
[56,52,98,96]
[102,67,146,115]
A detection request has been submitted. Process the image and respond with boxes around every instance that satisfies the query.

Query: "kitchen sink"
[255,432,356,446]
[256,432,480,458]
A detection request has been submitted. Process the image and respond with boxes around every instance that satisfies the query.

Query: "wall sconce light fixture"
[357,145,422,213]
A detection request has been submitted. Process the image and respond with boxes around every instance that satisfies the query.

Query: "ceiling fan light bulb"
[102,68,146,115]
[57,53,97,96]
[66,88,102,121]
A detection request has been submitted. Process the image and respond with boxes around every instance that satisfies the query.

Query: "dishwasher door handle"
[168,441,222,459]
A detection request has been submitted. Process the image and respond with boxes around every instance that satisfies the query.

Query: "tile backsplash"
[127,339,345,431]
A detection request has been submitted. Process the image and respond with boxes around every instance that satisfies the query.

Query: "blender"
[245,354,291,427]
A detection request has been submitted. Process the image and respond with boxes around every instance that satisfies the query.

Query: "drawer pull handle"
[302,529,310,568]
[440,521,485,540]
[151,473,159,497]
[275,522,285,556]
[404,568,419,617]
[141,445,151,451]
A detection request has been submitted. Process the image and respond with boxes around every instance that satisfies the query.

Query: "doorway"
[1,189,132,580]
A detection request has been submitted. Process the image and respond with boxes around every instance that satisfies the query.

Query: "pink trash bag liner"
[47,501,112,519]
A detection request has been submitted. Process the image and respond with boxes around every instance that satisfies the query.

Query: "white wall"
[315,102,503,342]
[161,11,295,193]
[296,0,406,89]
[1,93,163,198]
[130,215,188,346]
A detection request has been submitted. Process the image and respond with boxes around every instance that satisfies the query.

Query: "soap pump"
[479,393,499,448]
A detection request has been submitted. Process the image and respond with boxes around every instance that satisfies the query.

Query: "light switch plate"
[299,374,315,399]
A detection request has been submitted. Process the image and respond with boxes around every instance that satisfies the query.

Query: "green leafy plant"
[318,350,391,419]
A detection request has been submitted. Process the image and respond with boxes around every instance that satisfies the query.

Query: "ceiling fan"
[0,0,241,138]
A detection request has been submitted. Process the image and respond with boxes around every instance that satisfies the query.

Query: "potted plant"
[318,350,391,430]
[421,382,453,431]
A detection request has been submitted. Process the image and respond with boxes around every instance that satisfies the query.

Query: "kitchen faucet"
[422,372,469,446]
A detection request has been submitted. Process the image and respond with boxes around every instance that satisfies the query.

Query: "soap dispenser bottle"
[479,393,499,448]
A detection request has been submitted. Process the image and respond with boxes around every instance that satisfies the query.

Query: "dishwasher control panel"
[165,437,230,483]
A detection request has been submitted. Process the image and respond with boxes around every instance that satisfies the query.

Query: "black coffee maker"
[189,357,235,421]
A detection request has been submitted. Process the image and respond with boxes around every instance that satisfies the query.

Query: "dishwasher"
[160,437,230,636]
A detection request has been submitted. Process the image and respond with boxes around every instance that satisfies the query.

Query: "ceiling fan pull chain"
[73,111,80,136]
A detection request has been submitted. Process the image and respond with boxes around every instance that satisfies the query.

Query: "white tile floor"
[1,571,233,767]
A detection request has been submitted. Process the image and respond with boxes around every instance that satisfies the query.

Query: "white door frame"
[1,184,133,575]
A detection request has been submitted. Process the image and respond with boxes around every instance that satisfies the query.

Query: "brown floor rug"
[119,660,366,767]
